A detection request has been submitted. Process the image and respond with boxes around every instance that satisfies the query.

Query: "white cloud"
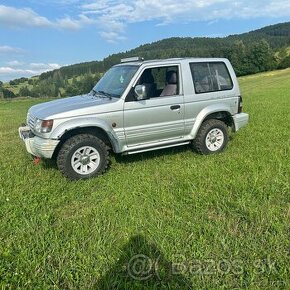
[29,63,61,70]
[57,16,82,30]
[0,5,93,30]
[81,1,109,11]
[249,1,290,18]
[6,60,25,67]
[99,31,127,43]
[80,0,290,41]
[0,45,25,54]
[55,14,97,30]
[1,1,290,43]
[0,62,62,81]
[0,5,52,28]
[0,67,35,75]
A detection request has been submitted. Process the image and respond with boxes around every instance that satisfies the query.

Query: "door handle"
[170,105,180,110]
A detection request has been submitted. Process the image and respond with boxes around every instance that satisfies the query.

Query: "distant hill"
[2,21,290,98]
[238,21,290,44]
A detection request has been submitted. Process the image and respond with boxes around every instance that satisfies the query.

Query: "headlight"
[34,118,54,133]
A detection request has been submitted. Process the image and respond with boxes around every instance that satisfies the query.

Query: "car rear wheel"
[57,134,109,180]
[193,119,228,155]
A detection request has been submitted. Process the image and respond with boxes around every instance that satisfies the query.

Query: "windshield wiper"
[90,89,119,99]
[90,89,99,97]
[97,90,112,99]
[92,90,113,99]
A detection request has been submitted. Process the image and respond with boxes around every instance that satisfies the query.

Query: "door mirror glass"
[134,85,147,100]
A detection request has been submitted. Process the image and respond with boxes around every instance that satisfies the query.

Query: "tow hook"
[33,156,41,165]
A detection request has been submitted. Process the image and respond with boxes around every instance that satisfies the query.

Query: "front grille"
[27,113,36,129]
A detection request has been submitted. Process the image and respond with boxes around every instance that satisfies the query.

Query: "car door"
[123,64,185,147]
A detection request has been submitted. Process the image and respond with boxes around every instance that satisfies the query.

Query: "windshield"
[91,65,138,98]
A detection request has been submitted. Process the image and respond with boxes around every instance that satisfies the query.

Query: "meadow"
[0,69,289,289]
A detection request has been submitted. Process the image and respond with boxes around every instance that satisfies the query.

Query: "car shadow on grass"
[40,137,234,174]
[94,234,192,289]
[38,145,193,175]
[114,145,193,164]
[41,158,58,170]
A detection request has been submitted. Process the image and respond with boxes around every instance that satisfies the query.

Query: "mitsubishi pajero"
[19,57,249,179]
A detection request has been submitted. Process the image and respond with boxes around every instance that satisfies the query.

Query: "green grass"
[0,69,290,289]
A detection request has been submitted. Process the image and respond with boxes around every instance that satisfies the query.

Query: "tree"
[2,88,16,98]
[278,55,290,69]
[66,81,81,96]
[79,74,96,94]
[228,40,248,76]
[249,39,277,72]
[19,86,31,97]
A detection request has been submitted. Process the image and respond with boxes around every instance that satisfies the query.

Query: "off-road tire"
[193,119,228,155]
[57,134,109,180]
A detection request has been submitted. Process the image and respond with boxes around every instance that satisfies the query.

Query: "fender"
[189,103,233,138]
[50,117,122,153]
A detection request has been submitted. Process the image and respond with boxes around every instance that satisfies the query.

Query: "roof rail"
[120,56,144,63]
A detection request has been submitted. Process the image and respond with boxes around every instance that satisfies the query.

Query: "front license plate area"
[19,126,31,140]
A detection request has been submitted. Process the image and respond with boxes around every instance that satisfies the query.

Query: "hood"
[29,94,119,119]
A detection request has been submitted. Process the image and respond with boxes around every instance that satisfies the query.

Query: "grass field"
[0,69,290,289]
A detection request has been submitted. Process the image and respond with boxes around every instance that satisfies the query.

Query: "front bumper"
[233,113,249,132]
[19,126,59,159]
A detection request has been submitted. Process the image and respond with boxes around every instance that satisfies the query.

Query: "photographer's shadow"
[95,234,192,289]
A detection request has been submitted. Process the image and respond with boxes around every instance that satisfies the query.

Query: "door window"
[126,65,179,101]
[190,62,233,94]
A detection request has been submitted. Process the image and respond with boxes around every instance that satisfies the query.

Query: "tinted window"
[190,62,233,94]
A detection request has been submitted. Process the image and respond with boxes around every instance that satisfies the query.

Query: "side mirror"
[134,85,147,101]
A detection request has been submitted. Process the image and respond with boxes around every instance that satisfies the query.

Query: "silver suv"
[19,57,249,179]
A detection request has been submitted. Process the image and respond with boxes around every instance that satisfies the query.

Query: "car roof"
[115,57,229,67]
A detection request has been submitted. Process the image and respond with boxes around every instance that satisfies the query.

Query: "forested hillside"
[2,21,290,98]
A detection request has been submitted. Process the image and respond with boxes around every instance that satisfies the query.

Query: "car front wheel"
[57,134,109,180]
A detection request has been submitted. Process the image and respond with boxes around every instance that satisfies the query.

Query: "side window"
[130,65,179,100]
[190,62,233,94]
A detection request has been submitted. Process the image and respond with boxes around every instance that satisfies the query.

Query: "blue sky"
[1,0,290,82]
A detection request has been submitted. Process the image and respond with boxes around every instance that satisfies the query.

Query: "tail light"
[238,96,243,113]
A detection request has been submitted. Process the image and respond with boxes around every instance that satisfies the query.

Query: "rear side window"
[190,62,233,94]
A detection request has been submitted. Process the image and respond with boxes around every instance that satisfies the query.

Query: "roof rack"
[120,56,144,63]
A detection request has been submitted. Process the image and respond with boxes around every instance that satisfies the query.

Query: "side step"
[124,141,191,155]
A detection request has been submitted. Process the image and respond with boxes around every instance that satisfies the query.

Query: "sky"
[1,0,290,82]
